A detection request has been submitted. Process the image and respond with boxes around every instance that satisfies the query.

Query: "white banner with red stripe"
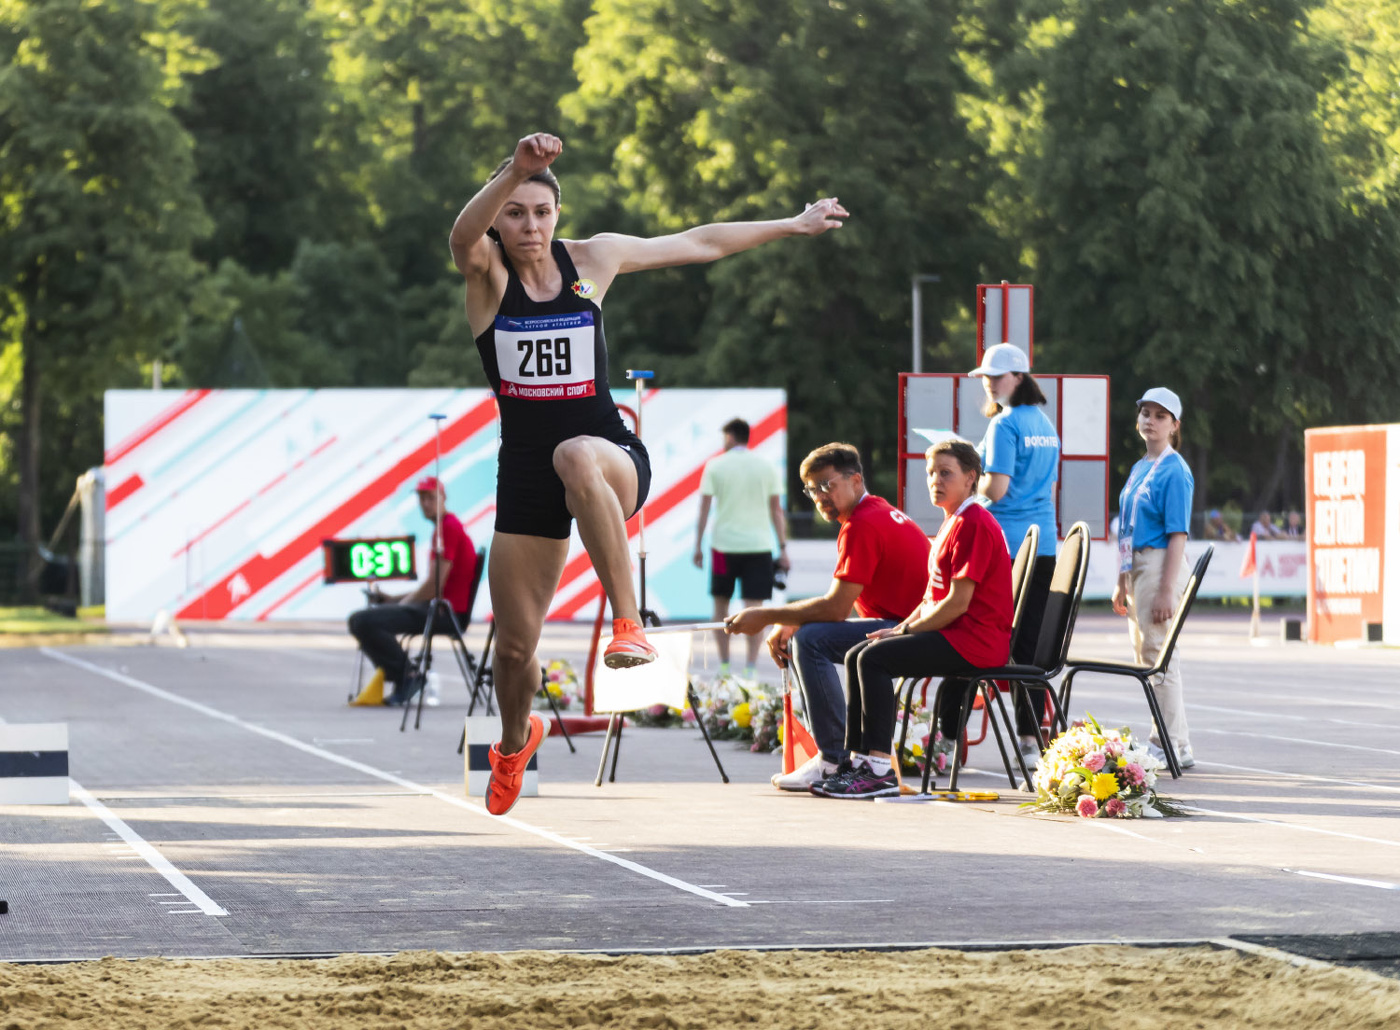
[104,388,786,622]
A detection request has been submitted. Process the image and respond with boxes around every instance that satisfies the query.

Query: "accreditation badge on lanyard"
[1118,448,1173,573]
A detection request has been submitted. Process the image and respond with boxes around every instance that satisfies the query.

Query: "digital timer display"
[322,536,417,584]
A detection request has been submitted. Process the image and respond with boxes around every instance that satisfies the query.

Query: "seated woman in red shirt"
[812,438,1013,799]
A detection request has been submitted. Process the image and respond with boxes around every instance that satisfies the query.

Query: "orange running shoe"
[603,618,657,669]
[485,712,546,816]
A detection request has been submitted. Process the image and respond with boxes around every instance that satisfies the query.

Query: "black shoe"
[809,759,855,797]
[385,672,426,706]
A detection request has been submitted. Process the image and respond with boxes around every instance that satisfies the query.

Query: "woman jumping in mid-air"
[449,131,847,815]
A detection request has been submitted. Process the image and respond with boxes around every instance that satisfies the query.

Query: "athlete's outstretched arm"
[577,198,848,277]
[449,132,562,276]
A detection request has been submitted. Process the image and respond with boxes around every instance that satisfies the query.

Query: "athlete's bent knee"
[552,438,601,491]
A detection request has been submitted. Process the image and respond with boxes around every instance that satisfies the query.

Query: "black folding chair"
[932,521,1092,793]
[396,546,493,723]
[897,524,1039,763]
[1059,545,1214,780]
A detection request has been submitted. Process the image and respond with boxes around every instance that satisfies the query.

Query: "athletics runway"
[2,612,1399,972]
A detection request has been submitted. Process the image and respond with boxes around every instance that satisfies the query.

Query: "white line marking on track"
[1285,869,1400,891]
[1189,702,1400,733]
[1214,937,1342,972]
[1184,805,1400,849]
[68,779,229,917]
[1192,760,1400,794]
[44,647,747,909]
[1195,727,1400,758]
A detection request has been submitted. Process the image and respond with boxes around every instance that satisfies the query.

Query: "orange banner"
[1305,426,1388,644]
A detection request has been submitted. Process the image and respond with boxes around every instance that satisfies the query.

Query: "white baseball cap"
[967,343,1031,378]
[1136,386,1182,419]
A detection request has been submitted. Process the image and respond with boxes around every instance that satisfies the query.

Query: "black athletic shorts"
[494,439,652,540]
[710,550,774,601]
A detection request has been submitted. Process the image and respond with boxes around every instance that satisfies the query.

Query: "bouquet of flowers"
[895,687,957,777]
[533,659,582,712]
[1022,713,1187,819]
[687,676,784,751]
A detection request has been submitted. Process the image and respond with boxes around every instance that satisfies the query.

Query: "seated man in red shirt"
[348,477,478,705]
[815,438,1013,798]
[725,443,931,791]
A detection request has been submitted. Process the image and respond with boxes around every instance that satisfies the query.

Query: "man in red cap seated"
[348,477,478,705]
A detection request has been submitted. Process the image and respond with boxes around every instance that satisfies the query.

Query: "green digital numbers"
[327,536,416,584]
[348,541,411,578]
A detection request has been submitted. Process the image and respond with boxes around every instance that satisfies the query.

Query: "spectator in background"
[1204,510,1238,542]
[693,418,789,681]
[348,478,478,706]
[967,342,1060,770]
[815,438,1013,799]
[724,443,930,792]
[1250,510,1285,540]
[1283,510,1303,538]
[1113,388,1195,770]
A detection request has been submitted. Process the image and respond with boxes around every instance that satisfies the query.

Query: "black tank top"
[474,240,633,455]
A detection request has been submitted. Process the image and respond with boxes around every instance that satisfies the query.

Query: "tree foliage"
[0,0,208,570]
[1013,0,1400,506]
[4,0,1400,548]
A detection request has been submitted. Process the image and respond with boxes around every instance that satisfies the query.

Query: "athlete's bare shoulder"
[559,238,624,305]
[463,241,510,338]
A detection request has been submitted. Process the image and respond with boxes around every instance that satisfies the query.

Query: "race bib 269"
[493,312,597,400]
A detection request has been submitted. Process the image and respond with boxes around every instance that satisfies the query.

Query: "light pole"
[910,273,941,373]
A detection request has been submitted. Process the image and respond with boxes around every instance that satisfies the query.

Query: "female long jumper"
[449,132,847,815]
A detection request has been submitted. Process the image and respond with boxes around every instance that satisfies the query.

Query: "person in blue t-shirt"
[1112,386,1195,769]
[968,343,1060,769]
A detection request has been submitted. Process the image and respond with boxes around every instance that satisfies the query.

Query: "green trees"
[1010,0,1400,508]
[4,0,1400,554]
[0,0,207,581]
[565,0,1007,483]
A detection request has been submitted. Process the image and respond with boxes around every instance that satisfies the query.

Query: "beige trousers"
[1127,546,1190,749]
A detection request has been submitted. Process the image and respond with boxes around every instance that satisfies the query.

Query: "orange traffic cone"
[781,677,820,774]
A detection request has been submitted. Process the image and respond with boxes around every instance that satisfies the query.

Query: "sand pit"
[2,945,1399,1029]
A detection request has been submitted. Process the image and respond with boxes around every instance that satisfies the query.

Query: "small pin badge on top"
[571,278,597,299]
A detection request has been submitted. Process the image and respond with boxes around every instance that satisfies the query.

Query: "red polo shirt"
[924,501,1012,667]
[834,494,931,621]
[432,512,478,614]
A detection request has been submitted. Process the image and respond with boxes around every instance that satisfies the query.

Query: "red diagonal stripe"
[105,390,211,466]
[106,473,145,511]
[548,406,787,620]
[176,398,498,620]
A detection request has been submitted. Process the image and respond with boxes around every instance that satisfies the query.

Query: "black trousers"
[843,632,981,755]
[1012,556,1056,737]
[347,603,465,687]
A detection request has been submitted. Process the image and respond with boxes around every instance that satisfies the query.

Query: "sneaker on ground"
[486,712,546,816]
[1016,741,1041,772]
[603,618,657,669]
[383,672,423,706]
[809,759,855,797]
[1176,742,1196,769]
[820,762,901,800]
[771,754,836,792]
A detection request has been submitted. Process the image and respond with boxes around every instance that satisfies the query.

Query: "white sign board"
[591,634,693,714]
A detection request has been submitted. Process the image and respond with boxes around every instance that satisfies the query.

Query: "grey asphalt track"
[2,611,1399,964]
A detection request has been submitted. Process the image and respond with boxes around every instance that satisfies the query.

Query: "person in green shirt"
[693,418,790,679]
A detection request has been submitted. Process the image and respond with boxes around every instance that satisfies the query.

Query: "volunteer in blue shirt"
[1112,386,1195,770]
[969,342,1060,767]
